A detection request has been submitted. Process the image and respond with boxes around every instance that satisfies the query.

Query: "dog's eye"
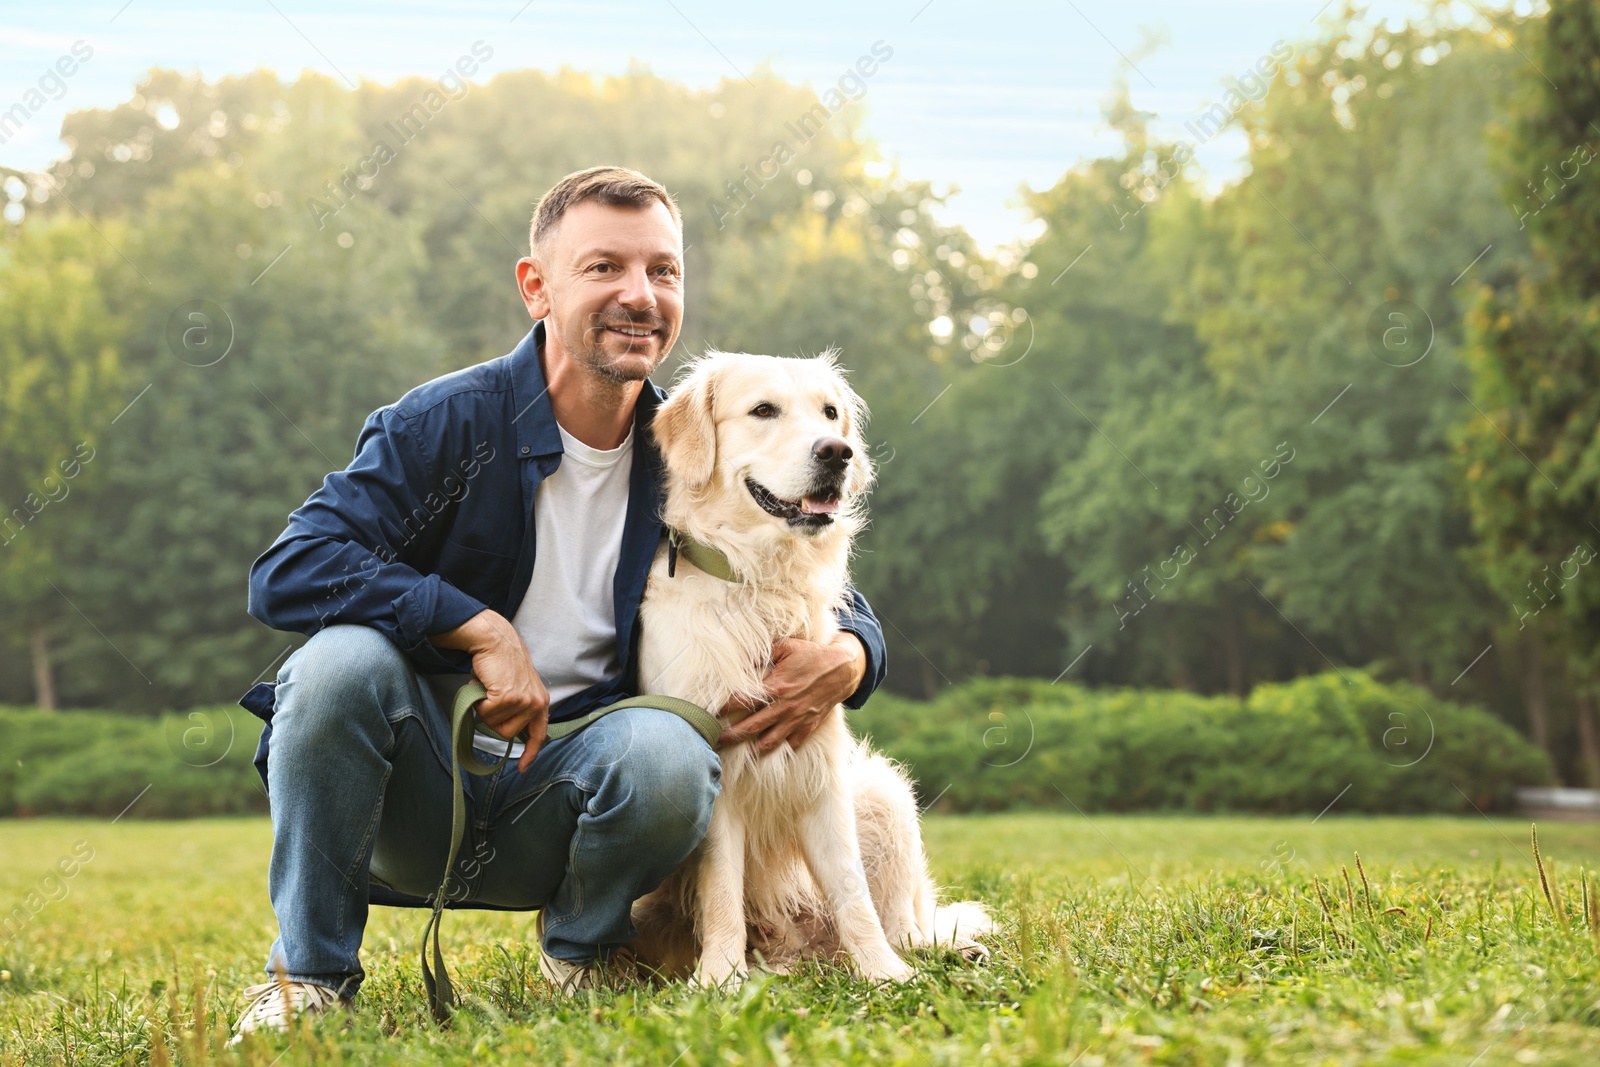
[823,404,839,421]
[750,403,778,419]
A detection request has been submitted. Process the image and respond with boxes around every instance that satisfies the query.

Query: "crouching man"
[231,166,886,1040]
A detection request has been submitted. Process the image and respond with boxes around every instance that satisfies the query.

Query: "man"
[232,166,887,1038]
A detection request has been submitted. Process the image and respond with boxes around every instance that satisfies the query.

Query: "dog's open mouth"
[746,477,840,528]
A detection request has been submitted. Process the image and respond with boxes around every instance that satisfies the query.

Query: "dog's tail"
[932,900,996,960]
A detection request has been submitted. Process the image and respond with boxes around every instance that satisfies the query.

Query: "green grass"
[2,815,1599,1065]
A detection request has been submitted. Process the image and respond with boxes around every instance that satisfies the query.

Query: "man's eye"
[750,403,778,418]
[823,404,838,420]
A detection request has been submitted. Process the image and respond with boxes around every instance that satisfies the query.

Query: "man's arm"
[431,609,550,772]
[716,585,890,754]
[248,406,486,674]
[834,584,887,709]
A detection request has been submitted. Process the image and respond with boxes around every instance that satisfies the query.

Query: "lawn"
[2,814,1598,1065]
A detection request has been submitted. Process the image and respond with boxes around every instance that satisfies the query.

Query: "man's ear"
[516,257,550,320]
[652,362,717,489]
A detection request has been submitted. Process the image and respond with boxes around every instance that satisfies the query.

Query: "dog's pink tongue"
[801,496,840,515]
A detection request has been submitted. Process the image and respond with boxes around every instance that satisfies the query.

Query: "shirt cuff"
[392,574,486,673]
[837,626,882,710]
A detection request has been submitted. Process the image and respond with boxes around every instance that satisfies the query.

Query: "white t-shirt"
[475,422,634,760]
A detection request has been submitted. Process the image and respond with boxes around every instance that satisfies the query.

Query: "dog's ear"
[841,381,875,498]
[652,362,717,489]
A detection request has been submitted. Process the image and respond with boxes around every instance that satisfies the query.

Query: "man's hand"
[431,609,550,772]
[717,633,867,755]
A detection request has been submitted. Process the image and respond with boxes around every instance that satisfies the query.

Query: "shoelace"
[536,924,639,996]
[237,981,340,1030]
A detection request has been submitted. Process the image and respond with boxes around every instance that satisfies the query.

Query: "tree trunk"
[1521,632,1550,753]
[1575,696,1600,789]
[30,630,57,711]
[1170,656,1194,692]
[1222,599,1245,696]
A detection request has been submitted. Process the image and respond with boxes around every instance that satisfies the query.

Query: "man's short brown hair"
[528,166,682,255]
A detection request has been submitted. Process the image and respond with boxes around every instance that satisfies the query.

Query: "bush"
[849,671,1556,814]
[0,706,268,818]
[0,669,1555,818]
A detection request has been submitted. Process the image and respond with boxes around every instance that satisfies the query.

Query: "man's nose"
[812,436,853,473]
[616,264,657,309]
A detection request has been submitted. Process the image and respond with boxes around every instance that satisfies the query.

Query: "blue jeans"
[258,625,720,995]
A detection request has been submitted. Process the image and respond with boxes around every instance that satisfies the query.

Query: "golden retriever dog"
[630,350,993,988]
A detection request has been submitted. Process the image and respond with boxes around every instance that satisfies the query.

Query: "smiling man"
[231,167,887,1040]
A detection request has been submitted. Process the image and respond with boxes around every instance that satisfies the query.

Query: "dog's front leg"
[692,801,748,990]
[799,790,914,983]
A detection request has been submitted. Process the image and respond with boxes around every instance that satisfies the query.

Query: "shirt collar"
[511,319,671,459]
[510,320,563,459]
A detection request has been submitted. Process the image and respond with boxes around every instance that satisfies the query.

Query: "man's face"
[517,199,684,383]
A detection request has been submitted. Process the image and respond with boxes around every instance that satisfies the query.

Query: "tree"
[4,64,965,708]
[0,218,132,707]
[1183,13,1528,686]
[64,89,447,710]
[1459,0,1600,784]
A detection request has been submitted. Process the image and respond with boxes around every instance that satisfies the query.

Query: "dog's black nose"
[812,436,853,473]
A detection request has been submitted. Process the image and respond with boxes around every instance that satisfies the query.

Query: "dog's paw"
[746,950,794,976]
[859,954,915,984]
[953,938,990,964]
[692,964,748,993]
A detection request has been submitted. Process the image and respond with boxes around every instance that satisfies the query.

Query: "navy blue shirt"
[240,321,887,724]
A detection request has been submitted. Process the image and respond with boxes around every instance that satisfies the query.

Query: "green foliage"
[1195,16,1526,683]
[1,62,978,711]
[849,10,1540,702]
[850,671,1554,814]
[0,216,134,693]
[51,152,442,708]
[1,5,1597,788]
[0,667,1551,820]
[4,816,1600,1064]
[1459,0,1600,693]
[0,706,266,818]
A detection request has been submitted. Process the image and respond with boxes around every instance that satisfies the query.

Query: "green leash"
[420,680,721,1022]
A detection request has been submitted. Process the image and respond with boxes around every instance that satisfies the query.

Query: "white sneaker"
[536,912,636,995]
[226,978,346,1045]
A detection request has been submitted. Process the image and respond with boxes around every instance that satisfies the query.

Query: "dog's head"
[651,350,873,540]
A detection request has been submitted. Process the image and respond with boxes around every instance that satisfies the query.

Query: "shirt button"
[520,446,530,455]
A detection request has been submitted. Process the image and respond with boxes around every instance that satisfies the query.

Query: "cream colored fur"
[631,351,993,987]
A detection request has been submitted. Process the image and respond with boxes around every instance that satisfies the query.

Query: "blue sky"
[0,1,1520,248]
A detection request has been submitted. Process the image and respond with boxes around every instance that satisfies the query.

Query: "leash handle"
[451,680,525,773]
[419,679,720,1023]
[422,678,505,1021]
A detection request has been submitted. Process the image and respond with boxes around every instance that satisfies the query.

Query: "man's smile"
[601,324,659,344]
